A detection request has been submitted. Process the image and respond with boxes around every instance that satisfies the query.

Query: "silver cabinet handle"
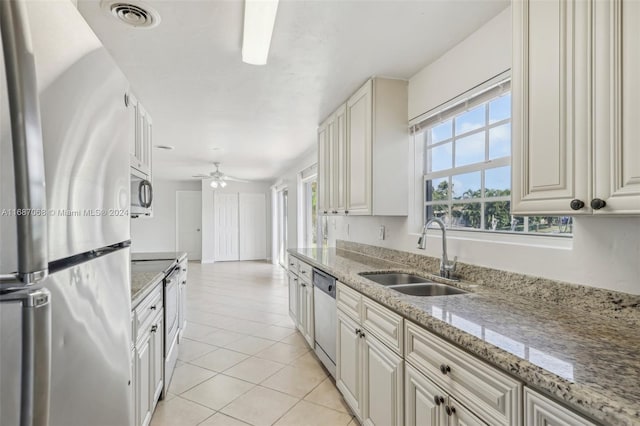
[1,288,51,426]
[0,0,48,287]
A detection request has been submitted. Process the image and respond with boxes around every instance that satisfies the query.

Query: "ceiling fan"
[192,162,250,188]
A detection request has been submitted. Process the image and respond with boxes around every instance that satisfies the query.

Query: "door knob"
[591,198,607,210]
[570,199,585,210]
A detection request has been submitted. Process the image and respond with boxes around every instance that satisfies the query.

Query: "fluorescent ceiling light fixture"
[242,0,279,65]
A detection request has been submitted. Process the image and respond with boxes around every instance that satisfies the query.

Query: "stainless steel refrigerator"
[0,1,133,425]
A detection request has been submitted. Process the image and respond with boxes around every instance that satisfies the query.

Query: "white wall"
[130,180,201,252]
[408,8,511,120]
[200,180,272,263]
[328,6,640,295]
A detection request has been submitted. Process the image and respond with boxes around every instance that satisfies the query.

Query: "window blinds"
[410,71,511,134]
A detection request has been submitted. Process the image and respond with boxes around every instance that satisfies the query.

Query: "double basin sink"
[359,272,467,297]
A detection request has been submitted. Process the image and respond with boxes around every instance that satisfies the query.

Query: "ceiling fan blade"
[192,174,209,179]
[224,176,251,183]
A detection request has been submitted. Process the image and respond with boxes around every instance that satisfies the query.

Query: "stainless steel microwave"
[131,169,152,217]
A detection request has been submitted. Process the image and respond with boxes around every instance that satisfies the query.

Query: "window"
[302,178,318,248]
[417,79,571,236]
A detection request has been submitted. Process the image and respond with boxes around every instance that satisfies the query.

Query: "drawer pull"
[433,395,444,406]
[440,364,451,375]
[150,305,157,311]
[445,405,456,416]
[301,270,307,274]
[151,325,158,333]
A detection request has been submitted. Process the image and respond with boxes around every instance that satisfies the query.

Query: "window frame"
[410,72,572,240]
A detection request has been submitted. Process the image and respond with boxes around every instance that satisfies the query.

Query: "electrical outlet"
[346,223,350,237]
[378,225,385,240]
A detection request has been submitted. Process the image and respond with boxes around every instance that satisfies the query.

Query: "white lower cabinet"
[362,331,403,426]
[336,310,363,417]
[336,307,403,425]
[150,315,164,404]
[288,271,299,324]
[524,388,596,426]
[136,334,152,426]
[298,278,314,347]
[132,285,164,426]
[287,259,314,348]
[405,321,521,426]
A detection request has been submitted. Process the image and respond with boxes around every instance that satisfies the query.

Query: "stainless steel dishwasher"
[313,269,337,378]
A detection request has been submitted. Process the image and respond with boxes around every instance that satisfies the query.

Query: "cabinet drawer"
[298,260,313,282]
[405,321,522,426]
[288,256,299,273]
[135,285,162,336]
[525,388,596,426]
[362,296,403,355]
[337,282,362,321]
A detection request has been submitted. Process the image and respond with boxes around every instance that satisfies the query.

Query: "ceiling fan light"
[242,0,279,65]
[220,181,227,188]
[210,180,219,189]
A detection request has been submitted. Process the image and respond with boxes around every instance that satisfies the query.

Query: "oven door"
[164,269,179,352]
[130,169,152,218]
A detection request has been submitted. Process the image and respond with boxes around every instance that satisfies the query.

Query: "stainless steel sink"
[359,272,432,286]
[360,272,467,296]
[389,283,467,296]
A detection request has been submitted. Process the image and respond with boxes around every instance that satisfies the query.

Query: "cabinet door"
[127,93,139,163]
[327,115,337,214]
[288,272,299,324]
[449,398,487,426]
[302,281,314,347]
[512,0,592,215]
[336,309,363,419]
[362,332,403,426]
[150,315,164,405]
[130,347,136,426]
[405,363,446,426]
[318,123,330,215]
[525,388,596,426]
[136,335,152,426]
[593,0,640,213]
[335,104,347,213]
[136,106,151,176]
[346,79,372,215]
[297,278,307,333]
[143,116,152,176]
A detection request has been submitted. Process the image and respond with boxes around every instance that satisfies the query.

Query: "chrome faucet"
[417,217,457,279]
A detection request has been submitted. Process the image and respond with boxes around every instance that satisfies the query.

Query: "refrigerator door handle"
[0,0,48,286]
[1,288,51,426]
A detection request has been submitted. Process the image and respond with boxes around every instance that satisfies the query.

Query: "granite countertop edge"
[131,271,164,309]
[288,248,639,426]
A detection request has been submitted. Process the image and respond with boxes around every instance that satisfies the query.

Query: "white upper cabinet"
[593,0,640,213]
[333,104,347,214]
[512,0,640,215]
[318,77,408,216]
[511,0,591,215]
[318,122,330,214]
[127,93,153,179]
[346,80,373,215]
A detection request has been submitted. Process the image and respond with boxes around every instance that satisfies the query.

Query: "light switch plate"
[378,225,385,240]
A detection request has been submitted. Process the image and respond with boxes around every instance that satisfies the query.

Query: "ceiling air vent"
[102,1,161,29]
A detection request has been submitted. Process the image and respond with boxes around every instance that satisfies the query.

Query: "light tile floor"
[150,261,359,426]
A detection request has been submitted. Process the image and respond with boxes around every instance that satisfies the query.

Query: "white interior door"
[214,193,239,261]
[239,193,267,260]
[176,191,202,260]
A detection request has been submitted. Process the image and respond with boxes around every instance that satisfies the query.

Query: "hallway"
[150,261,357,426]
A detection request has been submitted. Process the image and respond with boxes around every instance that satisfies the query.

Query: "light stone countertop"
[130,259,175,308]
[288,247,640,426]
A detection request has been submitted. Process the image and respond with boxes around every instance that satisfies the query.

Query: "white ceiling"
[78,0,508,182]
